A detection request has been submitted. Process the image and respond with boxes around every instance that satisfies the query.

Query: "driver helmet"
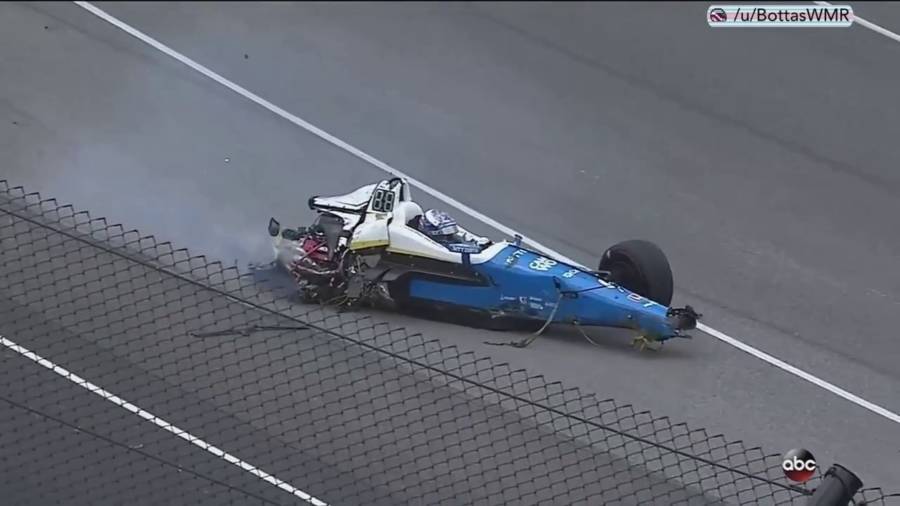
[420,209,459,240]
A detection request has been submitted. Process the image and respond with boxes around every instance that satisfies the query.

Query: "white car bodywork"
[277,179,505,266]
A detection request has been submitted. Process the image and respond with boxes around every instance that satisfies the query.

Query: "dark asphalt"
[1,0,898,496]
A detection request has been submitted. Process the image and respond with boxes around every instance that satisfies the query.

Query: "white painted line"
[0,335,328,506]
[698,324,900,423]
[70,1,575,264]
[815,1,900,43]
[72,1,900,426]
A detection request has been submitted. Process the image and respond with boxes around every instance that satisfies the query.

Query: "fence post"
[806,464,863,506]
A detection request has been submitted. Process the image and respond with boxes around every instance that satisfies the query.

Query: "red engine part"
[301,237,330,262]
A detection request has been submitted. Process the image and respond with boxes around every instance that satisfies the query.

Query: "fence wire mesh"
[0,179,895,505]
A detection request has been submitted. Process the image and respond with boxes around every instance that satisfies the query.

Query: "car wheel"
[598,239,674,306]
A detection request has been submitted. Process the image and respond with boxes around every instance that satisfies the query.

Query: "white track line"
[815,1,900,42]
[72,1,900,427]
[0,336,328,506]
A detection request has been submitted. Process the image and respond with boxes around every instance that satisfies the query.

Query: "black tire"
[598,239,674,306]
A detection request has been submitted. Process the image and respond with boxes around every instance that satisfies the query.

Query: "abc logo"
[782,448,817,483]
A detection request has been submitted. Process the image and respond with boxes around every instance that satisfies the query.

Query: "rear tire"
[598,240,674,306]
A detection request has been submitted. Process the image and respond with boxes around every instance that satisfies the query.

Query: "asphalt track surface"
[2,0,899,498]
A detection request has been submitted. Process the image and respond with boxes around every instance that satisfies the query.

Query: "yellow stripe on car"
[349,239,389,251]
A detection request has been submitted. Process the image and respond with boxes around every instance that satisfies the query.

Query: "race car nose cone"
[666,305,701,331]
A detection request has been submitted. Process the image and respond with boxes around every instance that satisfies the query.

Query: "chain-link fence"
[0,179,895,505]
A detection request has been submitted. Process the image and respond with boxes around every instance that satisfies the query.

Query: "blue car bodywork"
[269,178,697,346]
[406,244,691,342]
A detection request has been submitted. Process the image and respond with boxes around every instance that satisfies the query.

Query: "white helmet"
[421,209,458,238]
